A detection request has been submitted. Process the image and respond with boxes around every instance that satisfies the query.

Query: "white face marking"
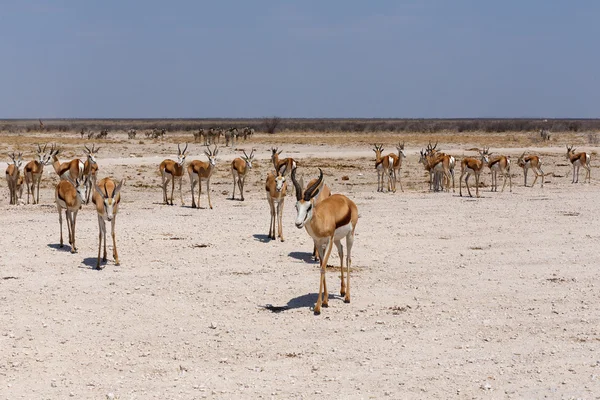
[275,175,285,191]
[294,200,313,228]
[177,154,186,167]
[209,155,216,167]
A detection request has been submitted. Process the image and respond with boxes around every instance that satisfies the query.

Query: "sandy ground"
[1,131,600,399]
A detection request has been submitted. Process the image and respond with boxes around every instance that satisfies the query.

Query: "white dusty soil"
[1,134,600,399]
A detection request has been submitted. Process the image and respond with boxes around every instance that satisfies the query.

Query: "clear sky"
[1,1,598,118]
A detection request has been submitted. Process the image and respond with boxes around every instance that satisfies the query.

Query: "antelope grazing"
[389,143,407,192]
[55,177,86,253]
[566,145,591,183]
[373,144,393,192]
[517,152,544,188]
[487,154,512,192]
[24,144,51,204]
[188,145,218,209]
[92,177,124,269]
[83,145,100,204]
[5,152,23,205]
[50,145,84,181]
[231,149,254,201]
[159,143,188,206]
[291,168,358,315]
[265,166,288,241]
[459,147,490,198]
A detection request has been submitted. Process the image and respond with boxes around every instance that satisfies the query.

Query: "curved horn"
[84,144,90,153]
[303,168,323,201]
[177,143,181,155]
[183,143,188,154]
[37,143,42,153]
[242,149,249,158]
[291,167,303,201]
[43,143,47,152]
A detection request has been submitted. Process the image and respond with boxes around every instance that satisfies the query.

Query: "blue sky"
[0,1,598,118]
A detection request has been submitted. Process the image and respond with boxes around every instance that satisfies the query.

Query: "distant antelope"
[83,144,100,204]
[231,149,254,201]
[487,154,512,192]
[373,144,393,192]
[24,144,51,204]
[566,145,591,183]
[50,144,84,181]
[92,177,124,269]
[517,152,544,187]
[127,129,137,139]
[55,177,86,253]
[5,152,23,205]
[459,147,490,198]
[97,129,108,139]
[291,168,358,315]
[159,143,188,206]
[188,145,218,209]
[388,143,407,192]
[265,165,288,241]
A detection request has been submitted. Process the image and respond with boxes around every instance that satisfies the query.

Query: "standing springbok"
[270,147,297,176]
[24,144,51,204]
[566,145,591,184]
[55,177,86,253]
[388,143,407,192]
[92,177,124,269]
[265,165,288,241]
[297,172,332,260]
[159,143,188,206]
[291,168,358,315]
[487,154,512,192]
[188,145,217,209]
[231,149,254,201]
[517,152,544,188]
[50,144,84,181]
[83,144,100,204]
[5,152,23,205]
[373,144,393,192]
[459,148,490,198]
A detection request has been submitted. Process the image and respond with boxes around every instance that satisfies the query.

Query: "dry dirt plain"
[1,130,600,399]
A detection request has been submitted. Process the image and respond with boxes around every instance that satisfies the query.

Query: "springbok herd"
[3,138,593,314]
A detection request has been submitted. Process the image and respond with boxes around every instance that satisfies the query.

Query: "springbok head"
[8,152,23,169]
[242,149,255,169]
[372,144,384,157]
[204,145,218,167]
[292,167,323,229]
[36,143,52,165]
[177,143,188,166]
[84,144,100,165]
[479,147,491,164]
[95,179,124,221]
[397,142,406,158]
[566,145,575,158]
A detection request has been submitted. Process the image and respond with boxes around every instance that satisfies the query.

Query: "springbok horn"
[178,143,181,155]
[183,143,188,154]
[303,168,323,201]
[291,167,303,201]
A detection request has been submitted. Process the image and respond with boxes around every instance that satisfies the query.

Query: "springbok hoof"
[344,298,351,304]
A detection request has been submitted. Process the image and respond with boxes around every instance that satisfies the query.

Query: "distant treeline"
[0,118,598,134]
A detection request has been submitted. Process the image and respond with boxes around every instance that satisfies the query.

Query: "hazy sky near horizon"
[1,1,598,118]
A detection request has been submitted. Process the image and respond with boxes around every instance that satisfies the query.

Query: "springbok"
[566,145,591,184]
[5,152,23,205]
[291,168,358,315]
[487,154,512,192]
[265,165,288,241]
[23,144,51,204]
[159,143,188,206]
[188,145,217,209]
[459,148,490,198]
[231,149,254,201]
[297,172,332,260]
[517,152,544,188]
[270,147,297,176]
[373,144,393,192]
[50,144,84,181]
[83,144,100,204]
[389,143,407,192]
[55,177,86,253]
[92,177,124,269]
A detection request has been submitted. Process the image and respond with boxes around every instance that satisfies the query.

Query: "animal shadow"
[252,234,271,243]
[288,251,316,263]
[81,257,102,270]
[47,243,74,252]
[261,293,337,313]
